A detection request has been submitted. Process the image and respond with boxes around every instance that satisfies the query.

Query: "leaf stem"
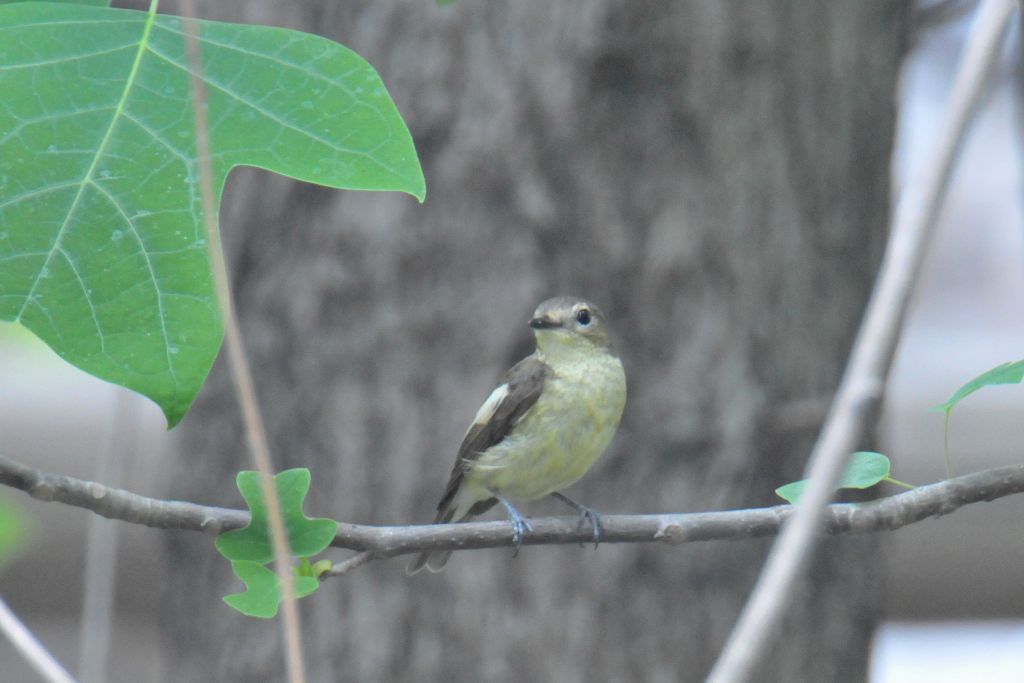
[943,412,954,479]
[883,476,916,490]
[322,551,377,579]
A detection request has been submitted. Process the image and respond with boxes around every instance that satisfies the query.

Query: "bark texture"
[165,1,909,681]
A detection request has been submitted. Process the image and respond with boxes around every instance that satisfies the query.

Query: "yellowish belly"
[465,357,625,501]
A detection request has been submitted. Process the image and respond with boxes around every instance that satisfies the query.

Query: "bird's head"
[529,296,615,360]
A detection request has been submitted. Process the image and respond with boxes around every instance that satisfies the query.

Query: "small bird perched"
[408,296,627,574]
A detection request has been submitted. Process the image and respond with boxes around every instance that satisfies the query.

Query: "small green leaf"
[295,556,314,577]
[774,481,804,504]
[0,495,27,565]
[223,560,319,618]
[775,451,892,504]
[215,469,336,563]
[294,557,332,579]
[838,451,891,488]
[932,360,1024,414]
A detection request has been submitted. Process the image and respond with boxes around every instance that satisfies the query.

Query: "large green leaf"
[0,2,424,426]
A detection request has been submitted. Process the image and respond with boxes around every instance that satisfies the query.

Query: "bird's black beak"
[529,316,561,330]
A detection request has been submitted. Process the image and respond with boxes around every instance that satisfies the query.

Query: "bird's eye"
[575,308,591,326]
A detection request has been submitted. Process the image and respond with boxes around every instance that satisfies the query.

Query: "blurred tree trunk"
[165,1,909,681]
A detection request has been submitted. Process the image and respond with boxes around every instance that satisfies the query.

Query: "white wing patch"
[471,383,510,427]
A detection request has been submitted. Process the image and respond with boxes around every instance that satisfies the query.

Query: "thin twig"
[179,3,306,682]
[3,453,1024,558]
[0,595,77,683]
[706,3,1018,682]
[322,551,377,579]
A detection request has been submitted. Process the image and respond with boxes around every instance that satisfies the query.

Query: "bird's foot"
[510,516,534,558]
[496,494,532,558]
[576,506,603,548]
[551,492,602,548]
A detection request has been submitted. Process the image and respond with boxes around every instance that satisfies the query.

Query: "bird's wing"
[435,355,551,517]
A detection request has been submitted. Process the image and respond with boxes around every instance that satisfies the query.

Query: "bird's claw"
[496,494,532,558]
[510,516,534,558]
[551,492,602,549]
[575,506,602,549]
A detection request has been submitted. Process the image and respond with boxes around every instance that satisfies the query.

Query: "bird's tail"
[406,506,461,575]
[406,494,496,575]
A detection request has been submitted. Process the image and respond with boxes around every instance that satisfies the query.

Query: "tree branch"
[706,2,1019,682]
[3,454,1023,559]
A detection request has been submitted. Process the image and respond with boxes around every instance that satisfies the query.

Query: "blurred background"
[1,1,1023,681]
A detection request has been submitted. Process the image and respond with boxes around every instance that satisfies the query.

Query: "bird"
[407,295,627,574]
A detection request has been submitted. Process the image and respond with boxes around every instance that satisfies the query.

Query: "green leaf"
[295,556,315,577]
[0,3,424,427]
[223,560,319,619]
[294,556,332,579]
[215,468,336,563]
[0,495,27,565]
[775,451,891,504]
[932,360,1024,414]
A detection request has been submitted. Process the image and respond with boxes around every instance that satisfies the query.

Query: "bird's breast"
[469,352,626,500]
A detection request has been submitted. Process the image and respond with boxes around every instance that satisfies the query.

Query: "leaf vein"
[86,178,178,383]
[14,5,159,330]
[143,43,405,180]
[55,247,106,354]
[0,42,136,72]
